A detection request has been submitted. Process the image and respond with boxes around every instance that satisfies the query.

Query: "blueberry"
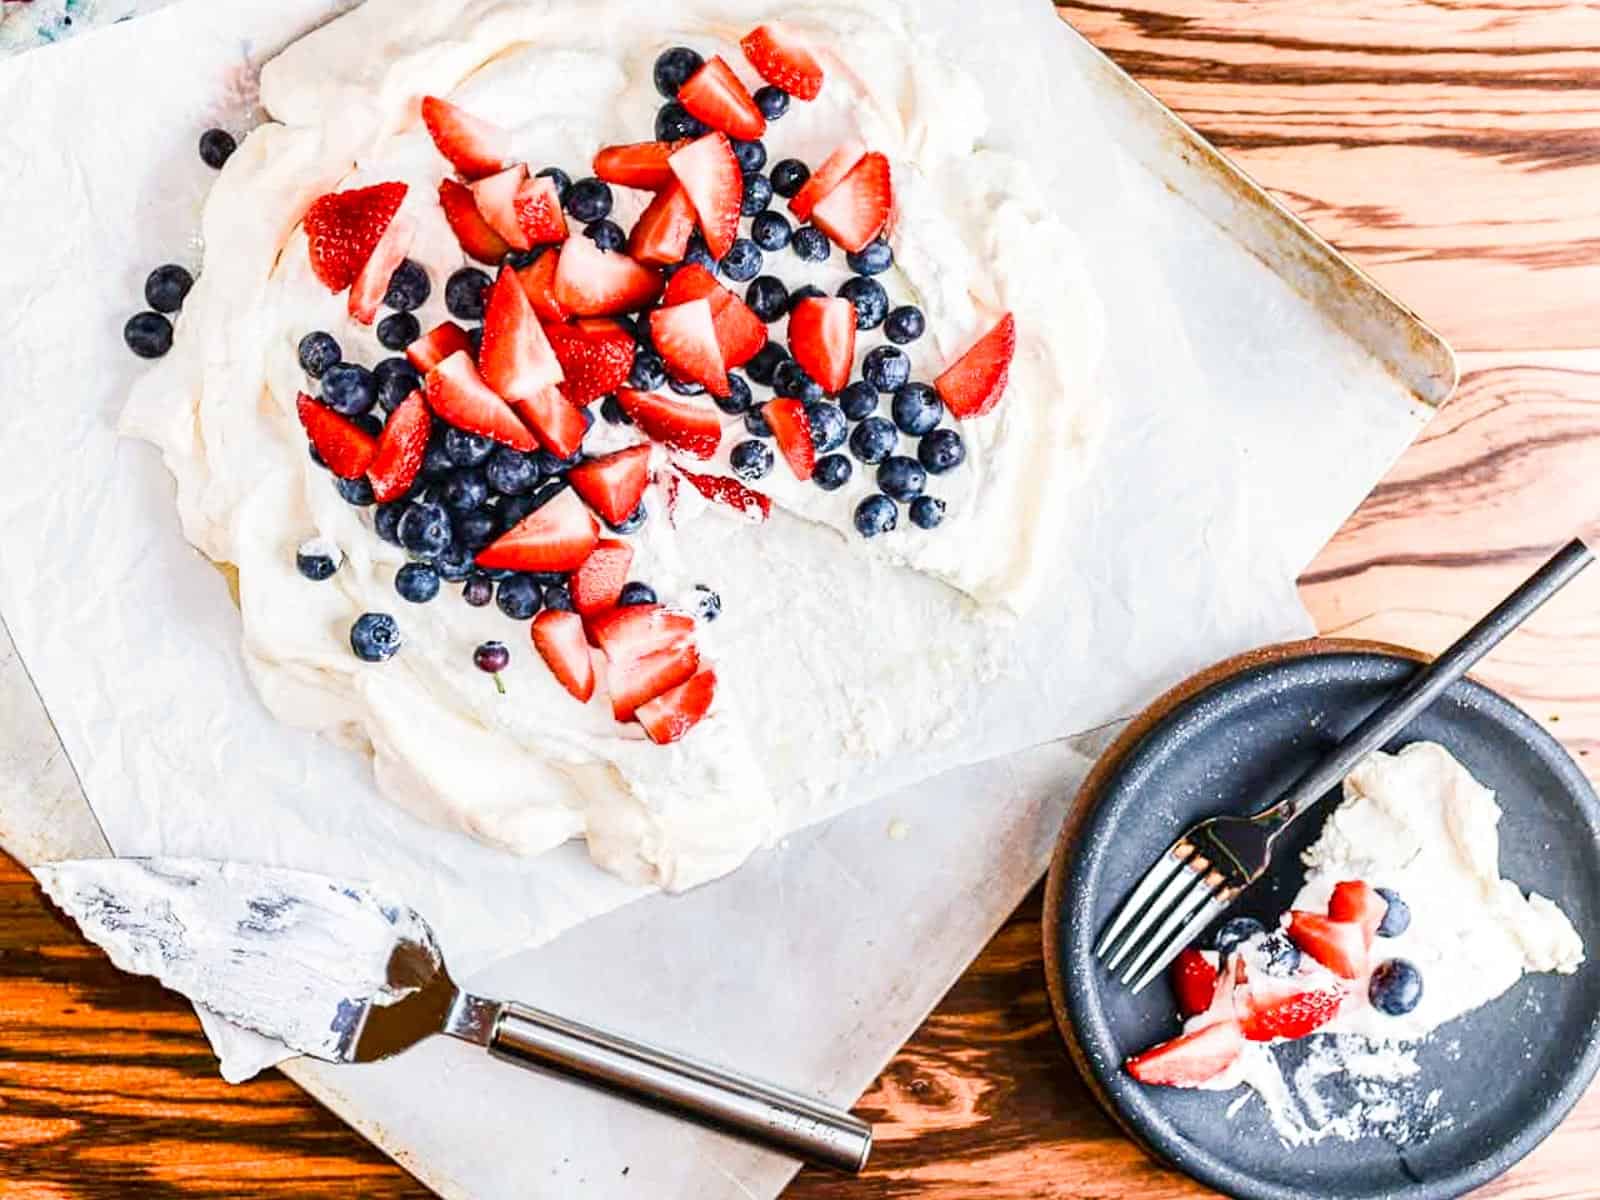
[566,178,613,222]
[812,453,852,491]
[541,583,575,612]
[668,376,706,397]
[1252,932,1303,976]
[395,562,440,603]
[918,428,966,474]
[654,46,704,97]
[772,360,822,402]
[453,508,497,549]
[626,349,666,393]
[877,456,925,502]
[297,331,341,378]
[787,283,826,312]
[496,574,543,620]
[730,439,774,480]
[745,343,788,386]
[444,427,495,467]
[370,357,418,412]
[606,503,648,535]
[535,166,572,204]
[838,381,878,421]
[486,446,540,495]
[420,434,456,481]
[397,500,452,557]
[720,238,762,282]
[144,263,194,313]
[909,495,945,529]
[474,640,511,677]
[791,225,830,262]
[862,346,910,393]
[750,211,791,253]
[1376,887,1412,938]
[754,85,790,120]
[353,413,384,438]
[375,501,406,545]
[583,219,626,252]
[681,233,717,272]
[854,494,898,538]
[744,275,788,322]
[467,326,484,357]
[350,613,401,662]
[618,581,658,606]
[1213,916,1266,958]
[527,479,570,513]
[1370,959,1423,1015]
[838,276,888,330]
[740,172,773,216]
[743,407,773,438]
[321,362,377,416]
[534,447,580,475]
[715,372,753,415]
[437,541,478,583]
[729,137,767,175]
[295,539,340,580]
[445,267,491,321]
[770,158,810,198]
[656,101,708,141]
[334,475,375,506]
[891,382,942,436]
[845,238,894,277]
[807,402,847,452]
[849,416,898,464]
[462,574,494,607]
[692,585,721,621]
[383,259,430,311]
[123,311,172,358]
[441,468,489,513]
[885,305,926,345]
[198,127,238,169]
[600,395,631,424]
[377,311,421,351]
[505,248,542,270]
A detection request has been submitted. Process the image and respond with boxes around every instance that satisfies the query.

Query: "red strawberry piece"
[552,232,663,317]
[739,24,824,101]
[608,644,700,722]
[296,392,377,479]
[637,668,717,745]
[570,539,635,616]
[568,445,651,527]
[424,350,537,451]
[1235,964,1346,1042]
[516,249,568,323]
[617,388,724,459]
[438,178,512,263]
[476,487,599,572]
[512,385,588,459]
[676,469,771,522]
[786,295,856,394]
[590,604,700,720]
[668,133,743,259]
[628,181,698,267]
[662,263,766,368]
[649,299,730,397]
[406,320,472,373]
[1125,1019,1243,1088]
[677,56,766,142]
[810,151,892,254]
[479,267,564,405]
[348,211,416,325]
[1171,948,1220,1019]
[936,313,1017,419]
[471,164,533,252]
[1327,880,1389,946]
[788,137,863,222]
[531,609,596,703]
[303,181,408,292]
[513,173,568,247]
[543,321,636,406]
[1286,911,1368,980]
[366,389,432,503]
[662,261,721,308]
[589,602,695,660]
[594,140,686,191]
[420,95,510,181]
[763,398,816,481]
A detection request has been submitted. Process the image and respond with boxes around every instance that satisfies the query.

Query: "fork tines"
[1094,837,1236,994]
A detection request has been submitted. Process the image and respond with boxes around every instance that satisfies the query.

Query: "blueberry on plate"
[584,219,626,252]
[535,166,573,204]
[198,128,237,169]
[383,259,430,311]
[751,211,791,252]
[420,433,456,481]
[441,467,490,513]
[374,501,407,545]
[350,613,401,662]
[885,305,926,346]
[618,581,658,606]
[1212,915,1266,958]
[395,562,441,603]
[681,232,717,272]
[745,343,788,386]
[628,349,667,392]
[791,225,830,262]
[731,137,767,174]
[496,574,543,620]
[720,238,763,282]
[740,172,773,216]
[474,639,511,675]
[917,428,966,474]
[123,311,173,358]
[444,426,495,467]
[730,439,775,480]
[654,46,704,98]
[890,382,942,436]
[745,275,788,322]
[606,503,648,535]
[845,239,894,277]
[1252,932,1303,976]
[377,311,421,351]
[438,543,479,583]
[714,372,753,416]
[565,177,614,223]
[813,453,852,491]
[806,402,847,452]
[838,276,888,330]
[657,101,709,141]
[486,446,541,495]
[770,158,810,198]
[462,573,494,607]
[321,362,377,416]
[754,85,789,121]
[1376,887,1412,937]
[453,508,498,549]
[853,494,897,538]
[541,582,575,612]
[862,346,910,393]
[445,267,492,321]
[397,500,452,557]
[334,475,376,506]
[1370,958,1423,1015]
[372,357,421,412]
[144,264,194,313]
[297,330,341,378]
[772,360,821,402]
[909,495,945,529]
[600,394,632,424]
[838,381,879,421]
[295,538,341,581]
[877,455,926,501]
[849,415,898,464]
[743,407,773,438]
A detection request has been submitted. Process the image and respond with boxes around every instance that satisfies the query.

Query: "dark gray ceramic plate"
[1045,645,1600,1200]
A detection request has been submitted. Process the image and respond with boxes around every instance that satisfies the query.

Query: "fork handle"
[1258,537,1593,834]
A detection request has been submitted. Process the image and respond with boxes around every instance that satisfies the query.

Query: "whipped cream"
[119,0,1105,888]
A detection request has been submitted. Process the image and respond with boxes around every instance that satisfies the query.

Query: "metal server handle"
[484,1000,873,1173]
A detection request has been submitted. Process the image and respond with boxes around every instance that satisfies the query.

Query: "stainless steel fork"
[1095,536,1594,994]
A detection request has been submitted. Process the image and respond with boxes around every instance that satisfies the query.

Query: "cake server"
[32,856,872,1173]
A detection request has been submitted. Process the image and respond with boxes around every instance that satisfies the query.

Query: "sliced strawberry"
[438,178,512,263]
[1286,911,1368,980]
[1327,881,1389,947]
[513,174,568,247]
[531,609,596,702]
[668,133,742,259]
[348,212,416,324]
[589,603,700,720]
[296,393,377,479]
[786,295,855,394]
[608,643,700,722]
[478,267,564,406]
[366,389,432,502]
[516,249,568,323]
[676,468,771,522]
[476,487,598,572]
[739,24,824,101]
[594,140,685,191]
[662,263,766,368]
[617,389,724,459]
[552,232,663,317]
[649,300,729,397]
[677,56,765,141]
[936,313,1017,419]
[570,539,635,616]
[471,164,533,252]
[637,668,716,744]
[1234,960,1346,1042]
[424,350,537,451]
[407,320,472,373]
[662,261,722,307]
[420,95,510,181]
[763,398,815,481]
[512,385,588,459]
[543,321,636,406]
[788,138,863,222]
[628,181,697,267]
[1125,1019,1243,1088]
[810,152,892,254]
[1171,948,1219,1019]
[568,445,651,527]
[304,181,408,292]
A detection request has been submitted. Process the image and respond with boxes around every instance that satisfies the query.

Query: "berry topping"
[589,604,699,720]
[406,320,473,373]
[421,96,510,181]
[532,609,596,702]
[384,259,431,312]
[751,211,792,251]
[739,24,825,101]
[496,574,544,619]
[564,177,613,223]
[397,499,452,556]
[512,385,590,460]
[648,300,729,398]
[551,232,663,317]
[917,428,966,474]
[692,586,722,620]
[838,380,878,421]
[568,445,651,527]
[846,238,894,277]
[395,562,441,604]
[424,351,537,451]
[732,137,768,174]
[787,296,856,394]
[446,267,492,321]
[440,468,489,514]
[335,475,376,506]
[350,613,401,663]
[936,312,1017,419]
[877,455,925,502]
[476,486,599,573]
[849,415,898,464]
[479,267,564,405]
[1375,887,1411,938]
[714,373,753,416]
[1286,911,1368,980]
[616,387,723,459]
[512,173,568,247]
[462,575,494,607]
[145,264,193,313]
[720,237,763,281]
[297,392,377,479]
[811,152,892,254]
[594,140,686,191]
[321,362,377,416]
[654,47,705,99]
[571,538,634,615]
[367,390,433,503]
[295,538,341,581]
[298,331,341,378]
[853,494,897,538]
[770,158,810,198]
[1370,959,1424,1015]
[740,172,774,217]
[304,181,408,292]
[1328,880,1391,946]
[198,128,236,169]
[628,180,698,266]
[438,177,512,264]
[668,132,744,260]
[862,346,910,393]
[474,640,511,691]
[763,398,816,481]
[470,164,534,252]
[838,275,888,331]
[677,56,766,142]
[515,248,568,323]
[745,276,788,323]
[543,320,637,406]
[754,86,790,121]
[377,312,421,351]
[678,468,771,520]
[812,453,852,491]
[663,263,768,369]
[1171,947,1220,1018]
[124,312,172,358]
[885,304,926,345]
[791,225,831,263]
[587,220,624,251]
[729,439,774,481]
[807,401,847,452]
[618,582,658,606]
[1124,1018,1243,1088]
[1235,961,1346,1042]
[638,668,717,745]
[788,138,864,222]
[656,101,708,142]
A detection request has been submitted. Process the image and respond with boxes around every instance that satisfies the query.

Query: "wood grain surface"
[6,1,1600,1196]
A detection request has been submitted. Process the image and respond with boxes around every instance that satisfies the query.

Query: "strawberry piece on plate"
[406,320,472,373]
[637,668,716,744]
[479,267,564,405]
[936,313,1017,419]
[366,389,432,503]
[297,393,377,479]
[676,469,771,522]
[543,320,636,405]
[617,388,723,459]
[568,445,651,527]
[809,152,892,254]
[1235,962,1346,1042]
[662,263,766,368]
[1286,911,1368,980]
[649,299,729,397]
[516,249,568,323]
[1125,1019,1243,1088]
[740,24,824,101]
[513,173,568,247]
[788,138,863,222]
[552,232,663,317]
[531,609,596,703]
[476,487,599,573]
[763,398,815,480]
[628,181,698,267]
[438,178,512,263]
[420,95,510,181]
[512,385,588,459]
[304,181,407,292]
[590,604,699,720]
[424,350,537,451]
[1171,948,1220,1019]
[677,56,765,141]
[471,164,533,252]
[668,133,743,259]
[348,212,416,324]
[787,295,855,394]
[594,140,685,191]
[1327,880,1389,946]
[571,539,635,616]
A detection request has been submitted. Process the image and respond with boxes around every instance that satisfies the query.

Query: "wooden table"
[6,1,1600,1195]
